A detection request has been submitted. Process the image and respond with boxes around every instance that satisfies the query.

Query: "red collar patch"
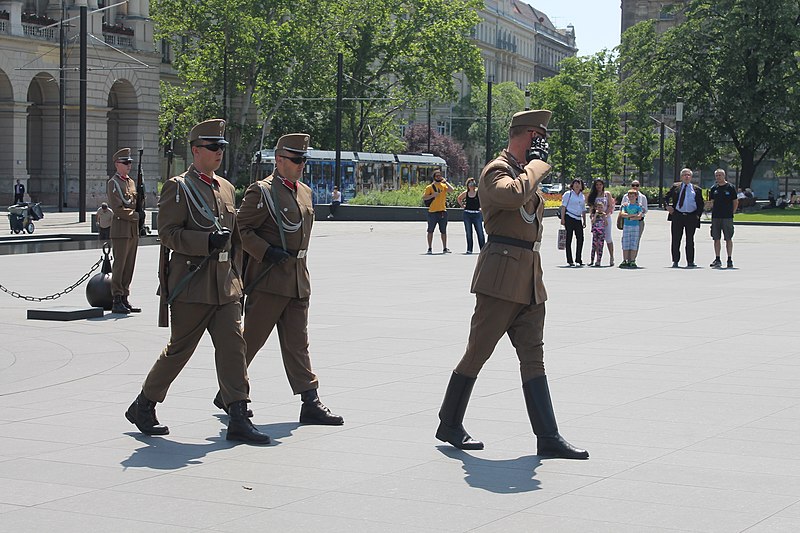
[198,172,219,187]
[280,177,297,191]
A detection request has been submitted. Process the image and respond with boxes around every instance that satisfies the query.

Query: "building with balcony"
[404,0,577,178]
[476,0,577,87]
[0,0,160,208]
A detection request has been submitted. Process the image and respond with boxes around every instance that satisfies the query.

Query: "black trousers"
[670,211,699,264]
[564,215,584,264]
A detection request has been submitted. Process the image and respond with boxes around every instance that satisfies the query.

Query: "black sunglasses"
[283,155,307,165]
[631,184,640,187]
[197,143,226,152]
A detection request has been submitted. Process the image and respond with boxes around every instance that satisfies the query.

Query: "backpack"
[424,184,438,207]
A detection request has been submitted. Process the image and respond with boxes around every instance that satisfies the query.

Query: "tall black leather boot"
[435,371,483,450]
[112,295,130,314]
[522,376,588,459]
[125,391,169,435]
[299,389,344,425]
[226,401,270,444]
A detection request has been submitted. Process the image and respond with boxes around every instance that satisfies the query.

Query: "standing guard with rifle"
[126,119,269,444]
[107,148,141,314]
[228,133,343,426]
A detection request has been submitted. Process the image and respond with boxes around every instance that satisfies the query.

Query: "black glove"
[526,137,550,163]
[208,228,231,251]
[264,246,290,265]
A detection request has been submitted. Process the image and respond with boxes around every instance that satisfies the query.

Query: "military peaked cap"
[510,109,552,132]
[112,148,133,162]
[275,133,310,156]
[189,119,228,144]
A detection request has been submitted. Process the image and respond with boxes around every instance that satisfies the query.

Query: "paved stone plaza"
[1,212,799,532]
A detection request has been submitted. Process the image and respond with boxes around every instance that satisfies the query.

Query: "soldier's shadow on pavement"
[437,446,542,493]
[120,433,234,470]
[120,421,301,470]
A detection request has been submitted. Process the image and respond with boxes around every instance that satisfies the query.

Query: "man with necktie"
[664,168,705,268]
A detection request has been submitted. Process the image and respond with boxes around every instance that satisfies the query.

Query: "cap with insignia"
[189,119,228,145]
[112,148,133,163]
[275,133,310,156]
[510,109,552,133]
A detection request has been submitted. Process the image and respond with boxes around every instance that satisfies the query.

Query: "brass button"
[503,249,508,255]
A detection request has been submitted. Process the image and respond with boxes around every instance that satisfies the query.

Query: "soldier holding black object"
[125,119,269,444]
[435,109,589,460]
[231,133,343,426]
[107,148,140,314]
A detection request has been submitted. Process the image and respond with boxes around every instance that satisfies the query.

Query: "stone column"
[5,102,31,201]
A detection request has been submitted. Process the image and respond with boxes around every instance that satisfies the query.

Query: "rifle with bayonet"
[135,146,147,235]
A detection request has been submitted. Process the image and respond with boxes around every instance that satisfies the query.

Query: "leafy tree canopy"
[620,0,800,187]
[152,0,484,184]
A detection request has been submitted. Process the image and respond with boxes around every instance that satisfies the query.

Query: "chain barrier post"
[0,254,104,302]
[86,242,113,310]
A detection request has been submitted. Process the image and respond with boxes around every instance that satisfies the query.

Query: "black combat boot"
[122,296,141,313]
[522,376,588,460]
[213,391,252,417]
[435,371,484,450]
[112,295,130,314]
[226,401,270,444]
[125,391,169,435]
[299,389,344,425]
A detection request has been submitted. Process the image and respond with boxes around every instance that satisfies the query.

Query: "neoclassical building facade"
[0,0,159,208]
[475,0,577,87]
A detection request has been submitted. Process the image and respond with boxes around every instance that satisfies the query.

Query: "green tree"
[153,0,484,184]
[332,0,484,151]
[623,111,658,182]
[466,81,525,163]
[527,53,622,183]
[620,1,800,188]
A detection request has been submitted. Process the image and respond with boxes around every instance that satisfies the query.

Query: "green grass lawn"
[734,207,800,223]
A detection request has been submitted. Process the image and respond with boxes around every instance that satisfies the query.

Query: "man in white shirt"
[620,179,648,244]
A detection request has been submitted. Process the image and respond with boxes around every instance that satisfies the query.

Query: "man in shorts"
[422,169,454,254]
[708,168,738,268]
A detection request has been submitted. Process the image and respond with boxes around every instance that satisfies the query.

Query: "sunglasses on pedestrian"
[283,155,307,165]
[197,143,227,152]
[631,183,640,187]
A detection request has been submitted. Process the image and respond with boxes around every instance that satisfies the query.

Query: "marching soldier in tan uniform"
[125,119,269,444]
[228,133,343,426]
[107,148,140,314]
[435,110,589,459]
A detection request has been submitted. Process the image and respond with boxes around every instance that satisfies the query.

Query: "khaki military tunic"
[237,174,318,394]
[455,150,552,381]
[141,165,249,406]
[106,174,139,297]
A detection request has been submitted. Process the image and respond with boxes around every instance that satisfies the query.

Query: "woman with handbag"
[587,179,615,266]
[559,179,586,266]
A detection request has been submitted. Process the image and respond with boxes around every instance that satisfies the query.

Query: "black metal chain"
[0,257,103,302]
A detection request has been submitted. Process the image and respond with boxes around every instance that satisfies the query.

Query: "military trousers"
[142,300,250,405]
[243,292,318,394]
[455,293,546,382]
[111,235,138,297]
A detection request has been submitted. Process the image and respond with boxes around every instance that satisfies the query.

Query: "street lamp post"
[649,114,675,205]
[674,97,684,181]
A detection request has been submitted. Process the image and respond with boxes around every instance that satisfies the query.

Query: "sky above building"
[534,0,622,56]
